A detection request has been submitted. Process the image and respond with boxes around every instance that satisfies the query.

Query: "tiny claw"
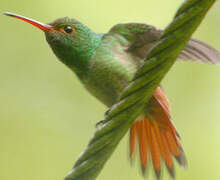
[105,109,110,116]
[95,120,106,128]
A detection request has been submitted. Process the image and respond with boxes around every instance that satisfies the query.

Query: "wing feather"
[109,23,220,64]
[179,38,220,64]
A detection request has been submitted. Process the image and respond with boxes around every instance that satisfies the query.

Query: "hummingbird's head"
[4,12,101,78]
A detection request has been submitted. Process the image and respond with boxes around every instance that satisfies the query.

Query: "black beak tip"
[3,12,13,16]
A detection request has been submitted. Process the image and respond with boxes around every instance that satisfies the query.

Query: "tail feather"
[165,131,180,157]
[136,120,149,171]
[129,122,137,158]
[153,120,173,172]
[174,147,187,169]
[146,119,161,173]
[147,119,161,178]
[129,87,187,179]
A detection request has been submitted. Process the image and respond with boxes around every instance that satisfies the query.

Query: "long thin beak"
[3,12,53,32]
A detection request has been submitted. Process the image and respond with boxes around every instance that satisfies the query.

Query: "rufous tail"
[129,87,187,179]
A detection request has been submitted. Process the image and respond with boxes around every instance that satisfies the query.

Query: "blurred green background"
[1,0,220,179]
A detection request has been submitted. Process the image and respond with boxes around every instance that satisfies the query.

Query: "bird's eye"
[63,26,73,34]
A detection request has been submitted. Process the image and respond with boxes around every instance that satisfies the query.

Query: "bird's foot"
[105,109,110,116]
[95,108,112,128]
[95,120,106,128]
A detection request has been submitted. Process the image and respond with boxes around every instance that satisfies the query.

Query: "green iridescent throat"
[45,18,101,79]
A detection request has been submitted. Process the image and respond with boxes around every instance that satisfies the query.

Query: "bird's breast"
[84,37,140,107]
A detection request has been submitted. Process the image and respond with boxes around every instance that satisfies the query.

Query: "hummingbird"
[4,12,220,179]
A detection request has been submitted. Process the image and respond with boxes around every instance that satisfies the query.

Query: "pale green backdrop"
[1,0,220,179]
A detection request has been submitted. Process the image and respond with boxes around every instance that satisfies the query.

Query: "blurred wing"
[109,23,220,64]
[179,38,220,64]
